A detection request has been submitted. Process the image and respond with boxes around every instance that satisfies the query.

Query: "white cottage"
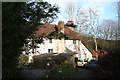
[23,20,92,62]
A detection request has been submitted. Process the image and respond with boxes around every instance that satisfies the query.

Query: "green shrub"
[98,49,120,78]
[61,60,71,67]
[32,53,75,69]
[17,53,29,68]
[33,54,67,68]
[52,57,66,65]
[33,56,49,69]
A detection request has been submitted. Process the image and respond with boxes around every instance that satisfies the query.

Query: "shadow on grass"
[42,65,79,79]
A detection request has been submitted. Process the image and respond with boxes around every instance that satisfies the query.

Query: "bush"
[52,57,66,65]
[17,53,29,68]
[98,49,120,78]
[32,53,75,69]
[33,56,49,69]
[61,60,71,67]
[33,56,66,68]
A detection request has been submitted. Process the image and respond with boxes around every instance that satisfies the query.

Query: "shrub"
[17,53,29,68]
[33,56,49,69]
[52,57,66,65]
[61,60,71,67]
[32,53,75,69]
[98,49,120,78]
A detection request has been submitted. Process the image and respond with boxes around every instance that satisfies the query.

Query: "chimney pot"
[66,21,74,25]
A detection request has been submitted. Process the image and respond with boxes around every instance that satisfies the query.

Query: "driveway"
[19,68,50,78]
[76,67,100,78]
[19,67,100,78]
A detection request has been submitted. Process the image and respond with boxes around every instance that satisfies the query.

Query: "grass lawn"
[46,65,79,78]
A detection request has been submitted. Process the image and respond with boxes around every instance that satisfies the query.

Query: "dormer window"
[49,39,52,43]
[73,40,76,44]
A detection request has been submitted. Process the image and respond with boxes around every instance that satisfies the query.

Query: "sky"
[43,0,119,25]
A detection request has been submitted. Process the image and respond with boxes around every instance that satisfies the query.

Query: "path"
[19,67,100,78]
[19,68,50,78]
[76,67,100,78]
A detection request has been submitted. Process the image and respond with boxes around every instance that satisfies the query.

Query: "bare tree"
[75,7,89,34]
[113,1,120,40]
[98,19,118,40]
[75,6,100,59]
[87,8,100,59]
[76,7,100,59]
[65,2,89,33]
[118,1,120,40]
[65,2,75,21]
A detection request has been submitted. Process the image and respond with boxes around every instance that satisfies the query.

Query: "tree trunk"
[115,31,118,41]
[94,38,98,60]
[32,38,34,54]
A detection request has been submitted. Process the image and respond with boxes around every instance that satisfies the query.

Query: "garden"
[18,53,79,78]
[93,48,120,78]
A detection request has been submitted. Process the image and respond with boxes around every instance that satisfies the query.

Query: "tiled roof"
[35,24,81,40]
[81,41,92,53]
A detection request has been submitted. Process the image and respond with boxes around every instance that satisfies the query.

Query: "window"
[49,39,52,43]
[48,49,53,53]
[73,40,76,44]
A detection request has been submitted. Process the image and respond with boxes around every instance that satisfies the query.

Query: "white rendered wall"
[36,38,55,54]
[35,38,66,54]
[25,38,92,61]
[65,40,79,53]
[79,41,92,60]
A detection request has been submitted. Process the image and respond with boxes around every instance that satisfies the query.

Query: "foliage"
[23,2,59,23]
[32,53,75,69]
[96,49,120,78]
[82,35,120,78]
[2,2,59,78]
[64,23,76,27]
[23,35,44,54]
[80,35,119,51]
[33,56,49,69]
[32,54,66,68]
[48,30,69,40]
[52,57,66,65]
[47,65,78,78]
[61,60,71,67]
[17,54,29,68]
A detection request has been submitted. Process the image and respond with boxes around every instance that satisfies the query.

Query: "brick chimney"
[66,21,74,31]
[56,20,65,53]
[58,20,64,33]
[66,21,73,26]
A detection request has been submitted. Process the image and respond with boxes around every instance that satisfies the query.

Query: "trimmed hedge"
[32,53,75,69]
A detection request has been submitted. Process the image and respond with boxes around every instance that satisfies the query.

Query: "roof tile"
[35,24,81,40]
